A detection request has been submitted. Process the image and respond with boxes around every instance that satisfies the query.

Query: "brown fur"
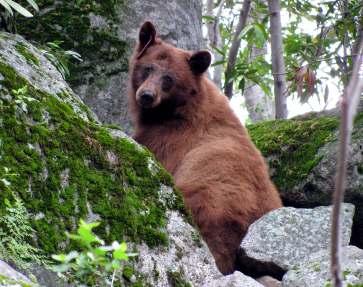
[128,22,282,275]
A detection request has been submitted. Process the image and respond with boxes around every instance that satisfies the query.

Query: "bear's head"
[129,22,211,117]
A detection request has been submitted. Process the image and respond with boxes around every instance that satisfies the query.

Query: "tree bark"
[352,5,363,67]
[268,0,288,118]
[206,0,224,88]
[224,0,251,99]
[244,45,275,122]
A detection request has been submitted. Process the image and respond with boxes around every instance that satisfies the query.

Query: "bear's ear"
[137,21,157,58]
[188,50,212,75]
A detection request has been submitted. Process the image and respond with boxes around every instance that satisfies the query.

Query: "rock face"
[282,246,363,287]
[240,205,355,272]
[247,114,363,247]
[16,0,203,133]
[136,211,220,286]
[203,271,264,287]
[0,32,218,286]
[0,260,33,286]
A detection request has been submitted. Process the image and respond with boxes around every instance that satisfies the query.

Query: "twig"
[331,39,363,287]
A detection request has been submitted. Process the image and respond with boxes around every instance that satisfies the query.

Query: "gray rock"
[203,271,264,287]
[297,126,363,247]
[257,276,282,287]
[282,246,363,287]
[0,33,95,122]
[17,0,203,134]
[136,211,221,286]
[0,260,33,286]
[240,205,355,271]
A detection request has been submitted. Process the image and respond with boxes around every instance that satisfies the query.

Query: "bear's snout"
[138,90,156,108]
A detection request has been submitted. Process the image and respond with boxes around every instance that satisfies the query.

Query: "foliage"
[40,41,82,79]
[0,194,46,269]
[52,219,137,287]
[0,0,38,17]
[205,0,362,111]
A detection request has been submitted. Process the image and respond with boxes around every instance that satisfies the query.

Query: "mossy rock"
[0,31,178,254]
[0,32,220,287]
[247,111,363,248]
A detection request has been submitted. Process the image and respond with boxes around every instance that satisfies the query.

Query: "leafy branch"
[0,0,38,17]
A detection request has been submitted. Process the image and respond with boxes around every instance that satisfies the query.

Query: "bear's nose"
[139,91,155,107]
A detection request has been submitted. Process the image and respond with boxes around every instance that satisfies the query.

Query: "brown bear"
[128,21,282,275]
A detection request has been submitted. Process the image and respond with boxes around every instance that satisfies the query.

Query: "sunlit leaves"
[52,219,137,286]
[0,0,38,17]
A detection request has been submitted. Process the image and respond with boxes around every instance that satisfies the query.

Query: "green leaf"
[52,254,67,262]
[111,259,121,270]
[4,0,33,17]
[26,0,38,11]
[202,15,215,23]
[52,263,70,273]
[238,78,245,91]
[113,242,128,260]
[211,60,226,67]
[0,0,14,15]
[212,46,226,57]
[240,24,254,39]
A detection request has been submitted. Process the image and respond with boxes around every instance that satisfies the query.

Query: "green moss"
[247,117,339,191]
[166,271,192,287]
[0,275,37,287]
[0,62,178,256]
[16,0,130,84]
[15,43,40,67]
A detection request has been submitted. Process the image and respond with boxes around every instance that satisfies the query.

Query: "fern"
[0,197,46,269]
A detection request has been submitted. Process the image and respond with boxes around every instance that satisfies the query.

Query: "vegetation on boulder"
[0,34,179,261]
[248,116,339,192]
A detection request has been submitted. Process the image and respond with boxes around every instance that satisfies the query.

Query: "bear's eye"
[161,75,174,91]
[142,66,154,80]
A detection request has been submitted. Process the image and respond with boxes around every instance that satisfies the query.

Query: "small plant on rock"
[0,196,46,269]
[40,41,82,79]
[52,219,137,287]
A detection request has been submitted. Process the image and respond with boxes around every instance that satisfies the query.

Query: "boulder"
[0,260,33,287]
[238,205,354,277]
[0,32,219,286]
[247,114,363,247]
[16,0,203,133]
[203,271,264,287]
[282,246,363,287]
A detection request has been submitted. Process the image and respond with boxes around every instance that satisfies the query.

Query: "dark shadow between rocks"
[235,248,286,281]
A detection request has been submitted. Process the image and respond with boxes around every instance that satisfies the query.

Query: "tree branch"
[224,0,251,99]
[331,39,363,287]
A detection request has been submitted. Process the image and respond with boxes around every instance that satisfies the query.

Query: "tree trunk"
[244,45,275,122]
[206,0,224,88]
[224,0,251,99]
[268,0,287,118]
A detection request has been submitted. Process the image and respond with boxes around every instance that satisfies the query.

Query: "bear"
[128,21,283,275]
